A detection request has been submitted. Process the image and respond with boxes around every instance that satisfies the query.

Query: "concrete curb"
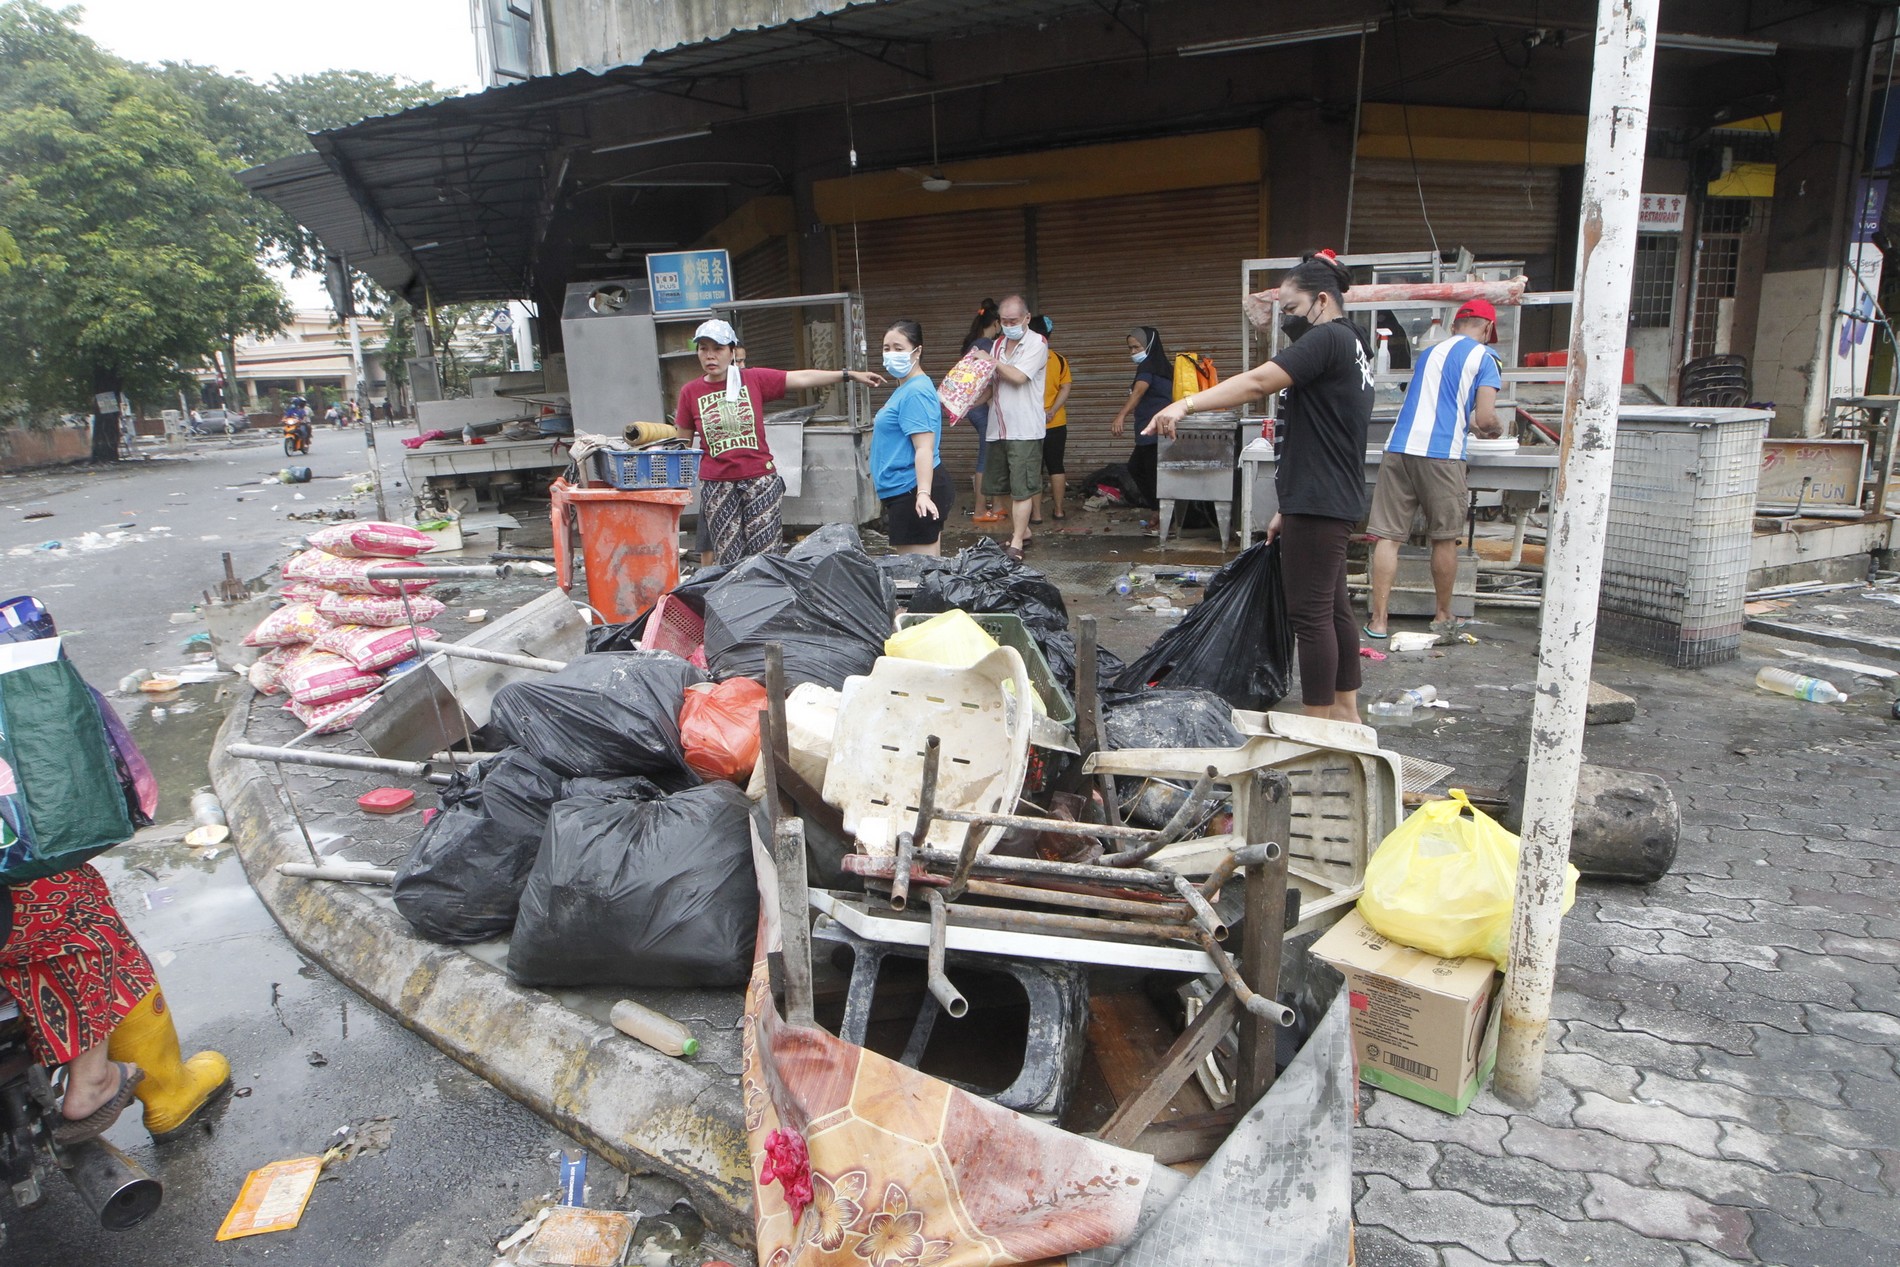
[208,697,754,1242]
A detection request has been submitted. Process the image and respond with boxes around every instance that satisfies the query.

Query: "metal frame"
[1238,251,1577,422]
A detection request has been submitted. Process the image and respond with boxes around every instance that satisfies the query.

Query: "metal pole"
[347,313,389,522]
[1494,0,1659,1106]
[226,743,434,779]
[413,640,566,673]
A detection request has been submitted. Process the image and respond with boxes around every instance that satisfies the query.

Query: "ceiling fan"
[896,95,1027,193]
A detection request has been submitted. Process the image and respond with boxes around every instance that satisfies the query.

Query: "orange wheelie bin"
[550,476,691,624]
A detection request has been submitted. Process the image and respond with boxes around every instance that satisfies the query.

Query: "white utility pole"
[1495,0,1659,1105]
[344,300,390,523]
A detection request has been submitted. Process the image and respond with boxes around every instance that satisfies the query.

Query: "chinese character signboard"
[646,250,733,313]
[1636,193,1686,232]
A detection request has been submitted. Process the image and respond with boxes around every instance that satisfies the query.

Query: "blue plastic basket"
[594,448,702,490]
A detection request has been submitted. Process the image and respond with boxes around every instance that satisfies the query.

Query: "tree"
[0,4,288,459]
[155,64,447,278]
[378,302,416,417]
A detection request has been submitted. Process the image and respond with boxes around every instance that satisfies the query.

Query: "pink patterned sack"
[314,592,446,628]
[243,602,334,648]
[279,648,381,706]
[280,581,328,603]
[937,350,996,425]
[306,521,435,559]
[287,695,374,735]
[283,549,432,596]
[247,646,299,696]
[316,624,435,672]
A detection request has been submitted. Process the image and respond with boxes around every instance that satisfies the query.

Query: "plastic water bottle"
[611,999,700,1058]
[1152,606,1188,618]
[1366,685,1437,722]
[1754,666,1847,703]
[1109,575,1134,596]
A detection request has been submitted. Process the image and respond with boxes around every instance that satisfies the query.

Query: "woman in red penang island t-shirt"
[676,319,886,565]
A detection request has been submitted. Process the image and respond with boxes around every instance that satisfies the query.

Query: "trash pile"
[241,522,441,734]
[262,527,1581,1263]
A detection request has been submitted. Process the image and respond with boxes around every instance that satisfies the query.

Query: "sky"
[74,0,482,92]
[71,0,483,309]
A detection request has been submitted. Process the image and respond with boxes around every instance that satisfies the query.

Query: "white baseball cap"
[693,319,740,346]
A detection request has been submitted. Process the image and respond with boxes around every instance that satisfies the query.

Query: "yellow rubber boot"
[105,988,232,1140]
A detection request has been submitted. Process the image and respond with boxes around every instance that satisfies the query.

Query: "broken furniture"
[758,633,1304,1157]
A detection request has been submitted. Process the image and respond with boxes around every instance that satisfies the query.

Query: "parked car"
[188,408,251,434]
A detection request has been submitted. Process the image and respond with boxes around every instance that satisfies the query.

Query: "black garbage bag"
[1103,688,1245,829]
[392,749,567,943]
[1103,688,1244,752]
[699,525,894,690]
[905,538,1097,689]
[1113,541,1293,710]
[507,781,758,988]
[489,651,704,786]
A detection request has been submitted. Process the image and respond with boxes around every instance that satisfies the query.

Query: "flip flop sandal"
[1362,625,1390,640]
[1004,545,1026,563]
[53,1062,144,1147]
[1429,617,1470,633]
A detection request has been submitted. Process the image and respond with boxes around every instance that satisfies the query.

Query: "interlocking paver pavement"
[1325,607,1900,1266]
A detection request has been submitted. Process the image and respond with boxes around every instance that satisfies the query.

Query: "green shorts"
[982,438,1045,501]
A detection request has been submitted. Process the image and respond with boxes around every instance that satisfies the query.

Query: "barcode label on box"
[1386,1052,1437,1080]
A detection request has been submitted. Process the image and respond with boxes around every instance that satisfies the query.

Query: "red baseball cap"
[1455,299,1499,342]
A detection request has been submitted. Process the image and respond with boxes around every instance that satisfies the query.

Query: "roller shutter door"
[1034,185,1260,483]
[841,210,1028,483]
[1348,158,1563,258]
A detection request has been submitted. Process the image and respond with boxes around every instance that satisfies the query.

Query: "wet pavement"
[1,439,735,1264]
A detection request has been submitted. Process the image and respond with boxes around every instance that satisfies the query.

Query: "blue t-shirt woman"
[871,320,954,554]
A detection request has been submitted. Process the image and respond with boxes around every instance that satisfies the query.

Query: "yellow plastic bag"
[885,611,1044,715]
[885,610,999,666]
[1357,789,1576,964]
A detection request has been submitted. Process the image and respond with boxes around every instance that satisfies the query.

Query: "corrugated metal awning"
[238,0,1121,305]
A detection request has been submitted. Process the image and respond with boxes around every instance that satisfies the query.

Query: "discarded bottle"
[610,999,700,1058]
[1754,666,1846,704]
[1109,575,1134,596]
[189,788,227,828]
[1151,606,1188,619]
[1366,685,1437,723]
[1376,329,1394,375]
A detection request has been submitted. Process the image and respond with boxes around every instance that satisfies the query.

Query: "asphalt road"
[0,436,725,1265]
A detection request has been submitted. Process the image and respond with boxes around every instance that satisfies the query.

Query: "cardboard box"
[1312,910,1501,1114]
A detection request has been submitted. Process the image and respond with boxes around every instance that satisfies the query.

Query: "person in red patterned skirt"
[674,319,886,565]
[0,864,155,1144]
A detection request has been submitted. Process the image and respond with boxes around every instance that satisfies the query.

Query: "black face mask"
[1280,311,1312,342]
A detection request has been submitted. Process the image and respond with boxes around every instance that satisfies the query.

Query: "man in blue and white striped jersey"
[1364,299,1504,638]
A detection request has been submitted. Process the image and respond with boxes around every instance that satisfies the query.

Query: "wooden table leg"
[1236,768,1293,1105]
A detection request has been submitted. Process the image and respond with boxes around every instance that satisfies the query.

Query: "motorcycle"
[0,989,161,1249]
[282,416,312,457]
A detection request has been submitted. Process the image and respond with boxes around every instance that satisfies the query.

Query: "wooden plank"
[1097,986,1239,1150]
[1083,993,1215,1119]
[1236,770,1292,1105]
[1131,1108,1244,1166]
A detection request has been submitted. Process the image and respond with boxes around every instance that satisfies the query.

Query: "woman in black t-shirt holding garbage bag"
[1147,250,1375,725]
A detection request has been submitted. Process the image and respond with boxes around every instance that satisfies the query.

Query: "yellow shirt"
[1043,351,1072,429]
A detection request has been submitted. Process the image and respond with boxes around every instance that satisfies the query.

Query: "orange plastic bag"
[680,677,768,783]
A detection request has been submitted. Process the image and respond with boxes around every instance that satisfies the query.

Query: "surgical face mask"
[1131,351,1147,365]
[1001,323,1026,341]
[882,350,914,377]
